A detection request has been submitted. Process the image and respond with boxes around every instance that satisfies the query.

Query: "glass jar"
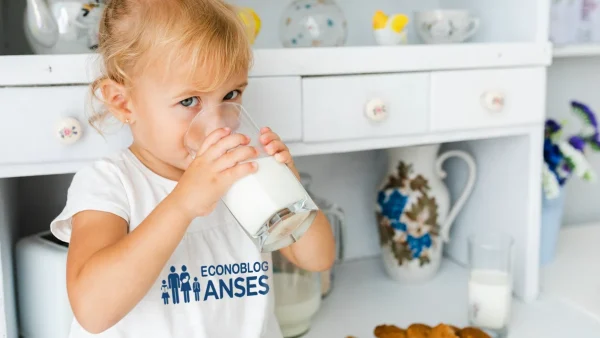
[279,0,347,48]
[272,251,322,337]
[299,173,345,298]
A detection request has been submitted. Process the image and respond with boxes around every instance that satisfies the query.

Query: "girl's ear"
[99,79,135,124]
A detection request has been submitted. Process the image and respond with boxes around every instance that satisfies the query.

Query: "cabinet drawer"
[430,68,546,131]
[0,86,132,166]
[243,77,302,142]
[302,73,430,142]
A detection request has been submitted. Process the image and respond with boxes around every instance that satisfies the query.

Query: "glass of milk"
[184,102,319,252]
[467,232,515,338]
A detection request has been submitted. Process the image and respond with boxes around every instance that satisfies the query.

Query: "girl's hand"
[260,127,299,178]
[172,128,259,219]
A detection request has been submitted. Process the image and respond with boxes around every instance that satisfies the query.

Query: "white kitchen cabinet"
[302,73,430,142]
[241,77,303,142]
[0,86,131,167]
[430,67,547,132]
[1,0,587,337]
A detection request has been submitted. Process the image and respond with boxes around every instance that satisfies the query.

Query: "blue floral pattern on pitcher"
[376,162,439,266]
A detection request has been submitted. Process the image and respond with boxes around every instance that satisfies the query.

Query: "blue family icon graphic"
[167,266,181,304]
[193,277,201,301]
[161,280,170,305]
[180,265,192,304]
[163,265,201,305]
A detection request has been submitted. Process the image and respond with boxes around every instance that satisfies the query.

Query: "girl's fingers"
[274,151,293,164]
[214,146,259,171]
[260,131,280,144]
[195,128,231,157]
[204,133,249,160]
[264,140,286,156]
[221,161,258,185]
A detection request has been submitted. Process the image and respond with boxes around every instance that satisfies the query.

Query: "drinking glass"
[272,250,321,337]
[184,102,318,252]
[468,232,515,338]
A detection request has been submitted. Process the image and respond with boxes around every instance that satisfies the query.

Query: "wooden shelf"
[553,44,600,58]
[303,257,600,338]
[0,43,551,87]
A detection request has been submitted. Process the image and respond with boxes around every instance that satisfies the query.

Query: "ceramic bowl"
[415,10,480,44]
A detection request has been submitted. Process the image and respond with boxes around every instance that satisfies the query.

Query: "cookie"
[374,324,407,338]
[459,327,492,338]
[430,323,460,338]
[406,323,432,338]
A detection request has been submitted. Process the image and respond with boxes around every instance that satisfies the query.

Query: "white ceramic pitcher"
[376,143,476,282]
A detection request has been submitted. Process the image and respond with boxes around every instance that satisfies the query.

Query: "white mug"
[415,10,480,44]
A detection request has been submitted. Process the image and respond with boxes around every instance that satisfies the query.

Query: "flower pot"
[540,188,566,265]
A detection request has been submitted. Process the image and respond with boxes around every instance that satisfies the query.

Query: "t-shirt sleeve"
[50,160,130,243]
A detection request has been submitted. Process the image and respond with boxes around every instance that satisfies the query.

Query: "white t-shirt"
[50,149,283,338]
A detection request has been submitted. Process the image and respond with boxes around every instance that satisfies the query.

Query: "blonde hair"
[89,0,253,130]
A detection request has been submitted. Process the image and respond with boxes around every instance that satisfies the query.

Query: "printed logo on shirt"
[160,261,270,305]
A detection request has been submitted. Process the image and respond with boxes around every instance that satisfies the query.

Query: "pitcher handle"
[435,150,477,242]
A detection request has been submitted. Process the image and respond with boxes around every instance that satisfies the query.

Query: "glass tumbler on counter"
[468,232,515,338]
[272,251,321,337]
[184,102,318,252]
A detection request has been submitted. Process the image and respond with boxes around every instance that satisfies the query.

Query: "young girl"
[49,0,335,337]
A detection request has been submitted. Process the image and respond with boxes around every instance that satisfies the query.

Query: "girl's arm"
[67,195,192,334]
[279,211,336,272]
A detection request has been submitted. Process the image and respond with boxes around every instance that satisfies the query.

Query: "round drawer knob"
[481,90,505,112]
[365,98,388,122]
[56,117,82,145]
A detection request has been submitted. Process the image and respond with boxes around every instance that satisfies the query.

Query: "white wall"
[547,58,600,225]
[295,150,389,260]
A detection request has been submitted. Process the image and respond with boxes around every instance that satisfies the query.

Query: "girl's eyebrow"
[172,88,201,99]
[173,82,248,99]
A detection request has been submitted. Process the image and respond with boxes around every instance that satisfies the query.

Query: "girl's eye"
[180,97,199,108]
[223,90,240,101]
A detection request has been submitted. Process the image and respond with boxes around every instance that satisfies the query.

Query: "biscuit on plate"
[406,323,432,338]
[459,327,491,338]
[430,323,460,338]
[374,324,407,338]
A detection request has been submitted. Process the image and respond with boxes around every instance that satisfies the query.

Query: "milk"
[468,269,512,330]
[223,156,308,236]
[274,273,321,337]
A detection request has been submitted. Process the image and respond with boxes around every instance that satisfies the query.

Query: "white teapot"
[24,0,105,54]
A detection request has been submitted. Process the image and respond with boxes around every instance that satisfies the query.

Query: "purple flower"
[569,135,586,152]
[571,100,599,129]
[545,119,561,134]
